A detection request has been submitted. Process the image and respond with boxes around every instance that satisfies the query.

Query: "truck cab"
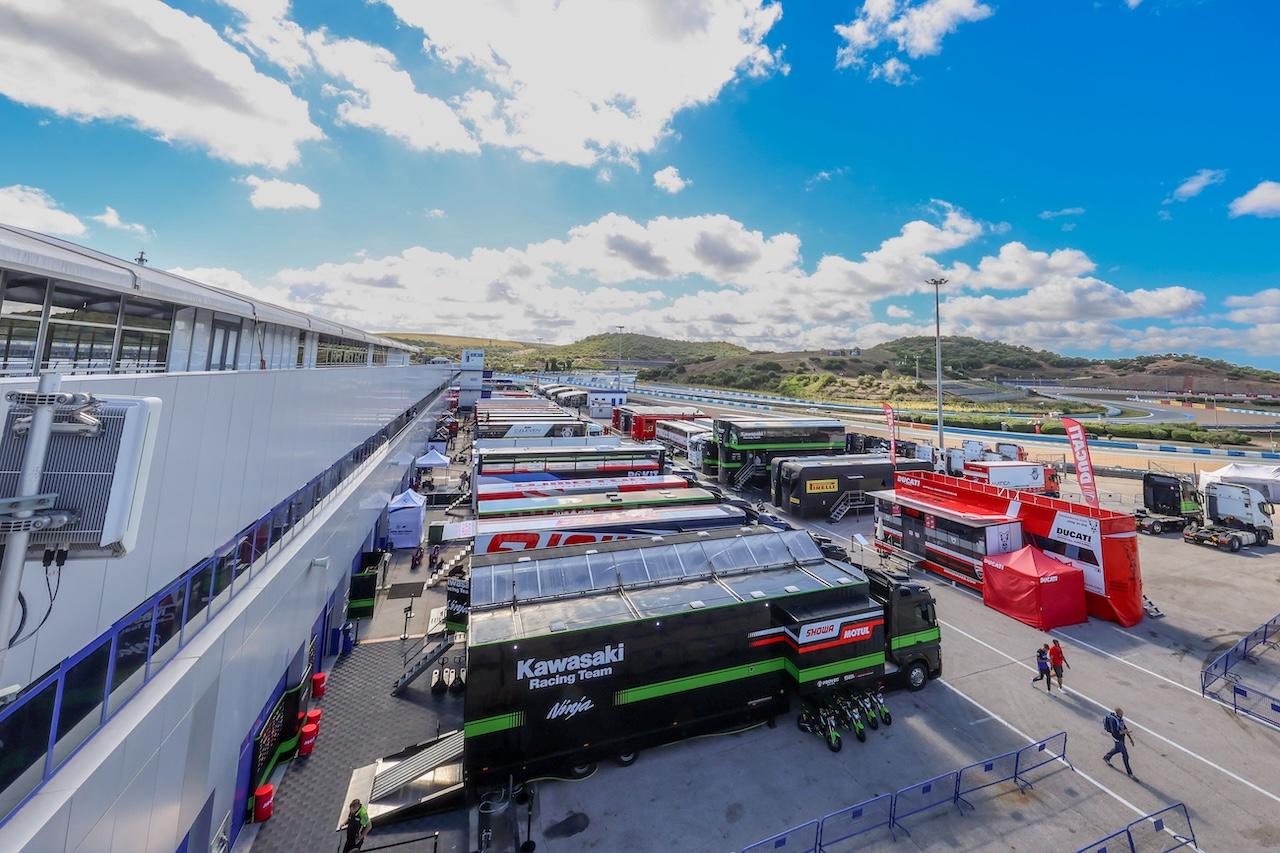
[1184,482,1273,550]
[864,566,942,690]
[1137,472,1202,533]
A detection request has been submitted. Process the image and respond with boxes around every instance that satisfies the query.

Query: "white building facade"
[0,228,457,852]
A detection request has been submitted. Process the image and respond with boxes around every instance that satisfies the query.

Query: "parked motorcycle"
[829,692,865,742]
[874,685,893,726]
[857,691,880,731]
[798,701,843,752]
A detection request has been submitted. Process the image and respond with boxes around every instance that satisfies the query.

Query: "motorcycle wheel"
[882,710,893,726]
[855,726,866,742]
[866,711,879,730]
[828,732,843,753]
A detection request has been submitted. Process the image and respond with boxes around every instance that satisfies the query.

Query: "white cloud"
[218,0,313,75]
[1167,168,1226,203]
[805,167,848,190]
[1060,222,1077,232]
[1038,207,1084,219]
[0,0,322,169]
[379,0,786,166]
[425,208,446,219]
[653,166,690,194]
[885,304,912,318]
[1228,181,1280,219]
[242,175,321,209]
[0,184,86,236]
[836,0,993,81]
[307,31,478,154]
[90,206,149,237]
[1126,0,1144,8]
[966,242,1095,290]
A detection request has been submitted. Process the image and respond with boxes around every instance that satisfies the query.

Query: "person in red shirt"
[1049,639,1070,689]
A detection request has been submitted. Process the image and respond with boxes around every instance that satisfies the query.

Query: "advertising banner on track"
[883,403,897,464]
[1061,418,1099,508]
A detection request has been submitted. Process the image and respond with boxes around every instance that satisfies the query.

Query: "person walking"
[1049,639,1070,689]
[1103,708,1138,781]
[1031,644,1053,692]
[342,798,371,852]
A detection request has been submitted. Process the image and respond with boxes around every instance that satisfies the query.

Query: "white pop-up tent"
[387,489,427,548]
[1199,463,1280,502]
[415,448,450,468]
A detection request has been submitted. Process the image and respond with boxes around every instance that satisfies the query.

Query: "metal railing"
[1201,610,1280,728]
[739,731,1072,851]
[0,387,445,826]
[1076,803,1198,853]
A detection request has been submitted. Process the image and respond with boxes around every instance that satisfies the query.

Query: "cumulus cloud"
[1228,181,1280,219]
[805,167,848,190]
[653,166,690,194]
[218,0,313,75]
[242,175,321,209]
[0,0,322,169]
[379,0,786,166]
[206,201,1209,355]
[0,184,86,236]
[425,208,446,219]
[90,206,149,237]
[836,0,993,82]
[308,31,478,154]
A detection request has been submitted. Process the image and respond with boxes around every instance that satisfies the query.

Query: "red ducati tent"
[981,546,1087,631]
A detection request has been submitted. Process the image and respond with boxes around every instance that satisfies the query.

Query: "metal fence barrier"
[739,732,1072,852]
[890,770,962,836]
[1075,802,1198,853]
[740,820,818,853]
[1201,610,1280,728]
[817,794,894,848]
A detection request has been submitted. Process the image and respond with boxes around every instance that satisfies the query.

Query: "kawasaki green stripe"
[725,441,845,450]
[891,628,941,649]
[465,711,524,738]
[615,659,786,705]
[784,652,885,683]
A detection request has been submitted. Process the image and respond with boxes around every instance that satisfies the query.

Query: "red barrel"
[311,672,327,698]
[253,784,274,822]
[298,723,318,756]
[305,708,322,729]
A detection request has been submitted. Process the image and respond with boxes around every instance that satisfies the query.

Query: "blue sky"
[0,0,1277,364]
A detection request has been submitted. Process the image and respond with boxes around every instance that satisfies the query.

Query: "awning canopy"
[415,449,451,467]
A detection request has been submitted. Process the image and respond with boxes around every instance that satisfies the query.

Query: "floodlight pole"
[0,373,61,674]
[928,278,948,456]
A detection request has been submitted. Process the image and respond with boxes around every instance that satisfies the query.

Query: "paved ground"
[525,468,1280,853]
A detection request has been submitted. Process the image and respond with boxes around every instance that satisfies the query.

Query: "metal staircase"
[392,632,456,695]
[827,490,865,523]
[369,730,465,802]
[733,459,761,489]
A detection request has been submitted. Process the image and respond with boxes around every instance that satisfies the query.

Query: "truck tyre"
[906,660,929,692]
[1229,536,1243,553]
[615,752,638,767]
[1258,530,1270,547]
[1150,521,1163,535]
[569,762,597,779]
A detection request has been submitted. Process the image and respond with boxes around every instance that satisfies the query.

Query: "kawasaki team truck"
[1135,472,1202,535]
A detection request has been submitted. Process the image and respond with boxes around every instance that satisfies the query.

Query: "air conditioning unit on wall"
[0,395,162,557]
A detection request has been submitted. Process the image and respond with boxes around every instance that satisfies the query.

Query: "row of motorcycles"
[797,686,892,752]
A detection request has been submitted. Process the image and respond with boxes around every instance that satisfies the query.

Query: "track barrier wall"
[738,732,1072,852]
[1075,802,1198,853]
[1201,610,1280,728]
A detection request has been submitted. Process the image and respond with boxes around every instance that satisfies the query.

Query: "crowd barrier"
[738,732,1072,852]
[1202,610,1280,728]
[1076,802,1198,853]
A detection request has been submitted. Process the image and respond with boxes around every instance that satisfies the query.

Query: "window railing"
[0,387,443,826]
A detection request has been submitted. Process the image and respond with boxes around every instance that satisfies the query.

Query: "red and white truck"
[961,460,1060,496]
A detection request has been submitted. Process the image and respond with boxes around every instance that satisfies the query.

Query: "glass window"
[108,605,153,714]
[705,537,755,573]
[0,317,38,376]
[743,534,793,568]
[270,502,290,545]
[611,549,650,585]
[185,562,213,630]
[0,273,47,322]
[208,321,240,371]
[513,561,540,599]
[117,329,169,372]
[120,295,174,331]
[672,541,710,577]
[150,583,185,671]
[296,337,306,368]
[0,676,57,820]
[640,545,684,580]
[52,638,112,767]
[211,551,234,611]
[46,282,120,326]
[42,322,115,373]
[781,530,824,563]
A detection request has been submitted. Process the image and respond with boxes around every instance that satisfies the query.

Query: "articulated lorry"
[1183,481,1274,551]
[1135,472,1202,534]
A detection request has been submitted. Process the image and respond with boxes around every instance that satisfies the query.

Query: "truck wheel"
[1229,536,1243,553]
[615,752,638,767]
[1150,521,1163,535]
[1258,530,1271,547]
[568,762,597,779]
[906,660,929,692]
